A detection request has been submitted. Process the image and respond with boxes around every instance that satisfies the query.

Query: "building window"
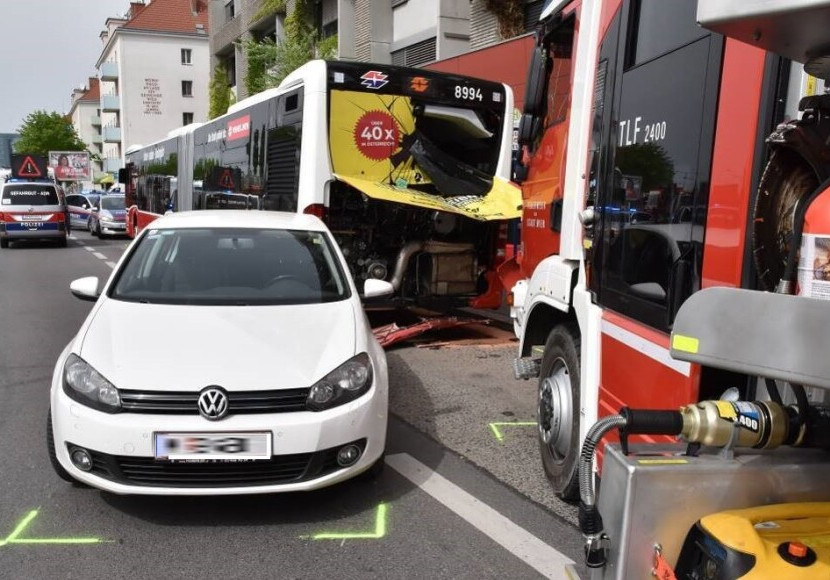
[181,48,192,65]
[182,80,193,97]
[391,37,437,67]
[225,0,235,22]
[183,112,194,125]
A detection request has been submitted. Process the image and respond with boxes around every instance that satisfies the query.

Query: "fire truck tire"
[0,238,8,249]
[753,147,820,290]
[537,322,581,502]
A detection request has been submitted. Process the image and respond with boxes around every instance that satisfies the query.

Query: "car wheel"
[0,237,8,249]
[537,322,581,502]
[96,222,103,238]
[47,409,76,484]
[57,236,68,248]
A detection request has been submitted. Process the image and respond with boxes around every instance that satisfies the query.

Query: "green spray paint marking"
[489,422,537,442]
[302,503,387,540]
[0,510,104,547]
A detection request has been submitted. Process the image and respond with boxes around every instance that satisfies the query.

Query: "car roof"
[149,210,328,232]
[2,179,57,188]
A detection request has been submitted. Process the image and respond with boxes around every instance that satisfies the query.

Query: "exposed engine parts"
[327,183,494,301]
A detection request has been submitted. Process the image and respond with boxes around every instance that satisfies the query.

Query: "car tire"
[537,322,581,502]
[0,238,8,249]
[57,236,68,248]
[47,409,76,484]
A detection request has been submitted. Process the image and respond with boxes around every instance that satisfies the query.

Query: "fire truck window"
[545,24,575,127]
[597,12,718,331]
[628,0,707,68]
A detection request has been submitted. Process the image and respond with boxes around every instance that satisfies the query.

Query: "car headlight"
[100,211,114,224]
[306,353,373,411]
[63,354,121,413]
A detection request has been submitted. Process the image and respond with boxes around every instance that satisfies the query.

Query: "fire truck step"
[513,357,540,380]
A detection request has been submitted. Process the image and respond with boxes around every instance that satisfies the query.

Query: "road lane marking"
[385,453,577,579]
[0,509,105,547]
[84,246,96,252]
[92,252,107,260]
[302,503,388,540]
[106,261,117,269]
[489,421,537,442]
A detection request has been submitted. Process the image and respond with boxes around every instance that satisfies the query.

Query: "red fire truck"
[506,0,830,501]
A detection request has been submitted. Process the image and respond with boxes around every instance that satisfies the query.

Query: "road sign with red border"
[11,154,47,179]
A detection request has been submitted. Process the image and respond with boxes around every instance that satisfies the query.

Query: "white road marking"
[105,261,117,269]
[92,252,107,260]
[84,246,96,252]
[385,453,578,579]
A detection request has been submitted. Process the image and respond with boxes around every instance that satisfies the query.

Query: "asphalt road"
[0,231,585,579]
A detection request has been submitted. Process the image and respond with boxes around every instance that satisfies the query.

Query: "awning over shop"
[94,173,115,185]
[334,174,522,221]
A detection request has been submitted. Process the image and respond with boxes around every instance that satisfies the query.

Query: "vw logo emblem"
[198,386,229,420]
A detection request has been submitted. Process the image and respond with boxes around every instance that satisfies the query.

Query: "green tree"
[243,0,337,95]
[13,110,87,155]
[209,64,235,119]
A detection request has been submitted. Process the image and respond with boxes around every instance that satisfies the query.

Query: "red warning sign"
[12,154,46,179]
[219,169,235,190]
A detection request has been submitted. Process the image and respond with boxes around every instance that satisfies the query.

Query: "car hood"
[78,299,358,391]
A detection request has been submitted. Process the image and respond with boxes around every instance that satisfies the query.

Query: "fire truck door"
[590,0,722,412]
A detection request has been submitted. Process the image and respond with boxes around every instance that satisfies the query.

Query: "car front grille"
[119,388,310,414]
[71,440,362,488]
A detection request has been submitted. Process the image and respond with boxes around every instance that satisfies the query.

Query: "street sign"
[11,154,47,179]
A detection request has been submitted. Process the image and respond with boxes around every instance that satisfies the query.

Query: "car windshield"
[87,194,101,206]
[2,184,59,205]
[101,196,125,210]
[110,227,351,305]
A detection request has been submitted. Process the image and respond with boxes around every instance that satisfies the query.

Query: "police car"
[0,178,69,248]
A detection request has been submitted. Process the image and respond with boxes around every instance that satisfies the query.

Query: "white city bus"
[125,60,520,306]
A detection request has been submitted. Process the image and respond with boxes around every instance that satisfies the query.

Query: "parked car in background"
[0,179,68,248]
[49,210,393,495]
[66,192,102,231]
[88,194,127,237]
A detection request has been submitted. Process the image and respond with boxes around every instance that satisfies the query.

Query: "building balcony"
[103,126,121,143]
[101,95,120,112]
[90,115,101,127]
[100,61,119,81]
[91,133,102,145]
[103,158,122,173]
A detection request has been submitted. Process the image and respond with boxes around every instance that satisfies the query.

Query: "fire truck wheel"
[537,322,581,502]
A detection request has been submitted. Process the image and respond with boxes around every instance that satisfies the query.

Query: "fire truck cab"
[507,0,830,501]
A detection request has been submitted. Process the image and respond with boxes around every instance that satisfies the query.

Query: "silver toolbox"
[594,443,830,579]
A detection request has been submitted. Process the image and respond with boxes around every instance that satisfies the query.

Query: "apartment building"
[68,78,103,178]
[210,0,546,103]
[96,0,211,173]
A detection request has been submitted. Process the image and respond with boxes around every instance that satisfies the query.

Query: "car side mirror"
[70,276,101,302]
[363,279,394,299]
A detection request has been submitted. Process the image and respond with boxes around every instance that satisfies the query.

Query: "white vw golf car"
[49,211,391,495]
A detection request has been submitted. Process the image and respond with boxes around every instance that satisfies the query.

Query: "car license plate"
[21,222,41,228]
[154,432,271,461]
